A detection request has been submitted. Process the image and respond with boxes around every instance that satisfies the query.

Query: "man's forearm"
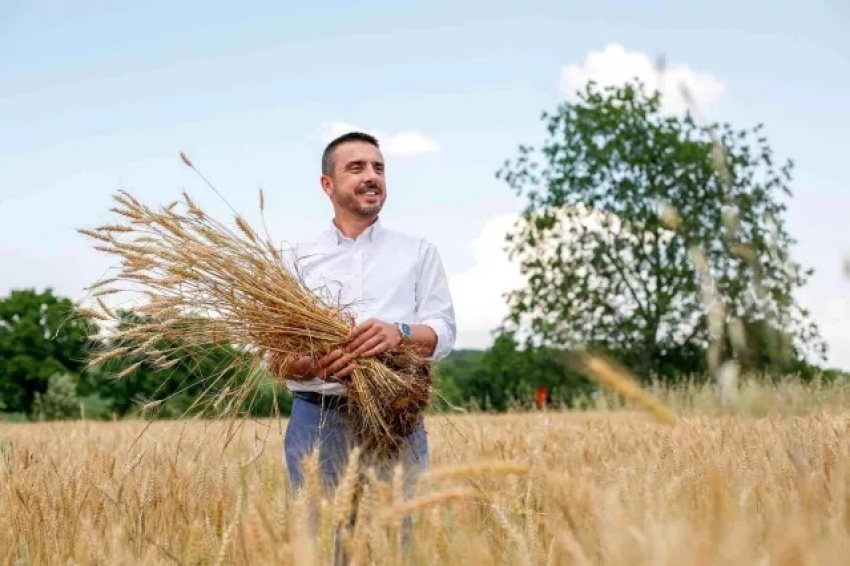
[408,324,438,357]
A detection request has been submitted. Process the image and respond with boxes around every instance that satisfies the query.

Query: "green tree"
[496,78,825,381]
[431,349,486,409]
[460,333,593,411]
[32,373,80,420]
[86,309,290,419]
[0,288,97,414]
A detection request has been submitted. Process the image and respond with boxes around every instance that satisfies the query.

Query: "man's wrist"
[405,323,438,357]
[395,322,412,344]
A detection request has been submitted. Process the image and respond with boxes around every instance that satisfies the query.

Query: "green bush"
[32,373,80,421]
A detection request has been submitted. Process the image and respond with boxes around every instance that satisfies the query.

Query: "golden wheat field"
[2,379,850,565]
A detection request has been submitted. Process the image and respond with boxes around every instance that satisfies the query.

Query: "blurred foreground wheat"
[3,386,850,565]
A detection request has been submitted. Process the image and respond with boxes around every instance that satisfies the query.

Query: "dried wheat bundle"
[77,182,432,456]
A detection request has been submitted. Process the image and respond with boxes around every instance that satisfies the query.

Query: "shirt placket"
[351,240,364,304]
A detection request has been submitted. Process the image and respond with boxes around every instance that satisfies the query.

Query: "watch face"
[401,323,411,338]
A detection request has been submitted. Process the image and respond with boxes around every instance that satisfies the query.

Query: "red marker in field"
[535,386,548,410]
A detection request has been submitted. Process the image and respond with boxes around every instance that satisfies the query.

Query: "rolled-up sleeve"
[415,241,457,361]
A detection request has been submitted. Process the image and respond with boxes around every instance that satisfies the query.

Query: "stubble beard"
[333,185,385,218]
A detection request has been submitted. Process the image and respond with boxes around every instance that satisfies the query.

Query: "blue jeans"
[283,397,429,560]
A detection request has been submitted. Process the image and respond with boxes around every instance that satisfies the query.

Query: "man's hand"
[286,356,316,379]
[345,318,402,359]
[286,318,402,383]
[287,350,359,382]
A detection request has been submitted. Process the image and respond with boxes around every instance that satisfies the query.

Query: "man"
[281,131,456,555]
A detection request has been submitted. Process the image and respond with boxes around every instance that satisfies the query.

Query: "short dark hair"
[321,131,380,176]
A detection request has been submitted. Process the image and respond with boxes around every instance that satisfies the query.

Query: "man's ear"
[320,174,333,197]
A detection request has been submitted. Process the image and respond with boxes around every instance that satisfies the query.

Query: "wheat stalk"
[569,352,678,426]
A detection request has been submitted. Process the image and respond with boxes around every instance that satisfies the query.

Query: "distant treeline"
[0,288,844,422]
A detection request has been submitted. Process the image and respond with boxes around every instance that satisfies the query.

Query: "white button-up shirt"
[283,218,457,395]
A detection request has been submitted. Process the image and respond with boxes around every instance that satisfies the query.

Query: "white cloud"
[559,43,725,115]
[813,298,850,369]
[795,286,850,371]
[448,214,524,350]
[322,121,439,158]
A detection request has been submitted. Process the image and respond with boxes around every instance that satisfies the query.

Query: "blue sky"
[2,0,849,368]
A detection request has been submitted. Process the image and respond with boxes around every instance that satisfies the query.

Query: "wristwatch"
[396,322,412,343]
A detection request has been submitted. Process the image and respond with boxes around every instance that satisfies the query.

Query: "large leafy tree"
[496,78,825,380]
[0,288,97,414]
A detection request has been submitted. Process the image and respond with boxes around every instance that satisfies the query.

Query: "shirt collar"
[328,216,383,245]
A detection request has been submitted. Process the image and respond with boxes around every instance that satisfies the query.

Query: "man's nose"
[363,165,380,182]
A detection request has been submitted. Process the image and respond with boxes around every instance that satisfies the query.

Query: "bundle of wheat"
[76,162,432,457]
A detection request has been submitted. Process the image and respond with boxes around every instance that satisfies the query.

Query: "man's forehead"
[336,141,384,163]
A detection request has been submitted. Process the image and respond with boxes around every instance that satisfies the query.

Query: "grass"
[2,376,850,565]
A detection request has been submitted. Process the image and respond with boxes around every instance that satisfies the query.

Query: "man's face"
[322,141,386,218]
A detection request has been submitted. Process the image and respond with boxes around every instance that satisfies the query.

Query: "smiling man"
[280,131,456,558]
